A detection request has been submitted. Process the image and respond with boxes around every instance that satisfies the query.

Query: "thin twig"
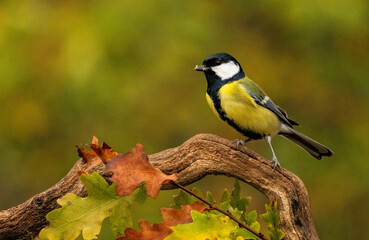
[170,180,269,240]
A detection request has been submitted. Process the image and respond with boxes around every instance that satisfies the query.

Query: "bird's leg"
[265,136,280,168]
[234,138,252,148]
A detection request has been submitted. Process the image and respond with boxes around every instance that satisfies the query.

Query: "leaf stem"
[170,180,269,240]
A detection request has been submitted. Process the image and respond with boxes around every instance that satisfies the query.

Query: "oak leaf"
[117,202,206,240]
[77,136,117,164]
[38,172,147,240]
[77,145,99,165]
[260,202,285,240]
[105,144,177,198]
[161,202,206,226]
[119,221,172,240]
[90,142,118,164]
[166,210,239,240]
[171,187,204,209]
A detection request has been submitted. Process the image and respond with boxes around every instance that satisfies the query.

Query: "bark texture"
[0,134,318,240]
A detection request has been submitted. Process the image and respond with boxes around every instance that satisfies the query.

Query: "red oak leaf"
[161,201,206,226]
[76,145,99,165]
[105,144,177,198]
[77,136,118,165]
[117,202,206,240]
[118,220,172,240]
[90,142,117,164]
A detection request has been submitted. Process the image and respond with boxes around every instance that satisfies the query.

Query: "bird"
[194,53,333,168]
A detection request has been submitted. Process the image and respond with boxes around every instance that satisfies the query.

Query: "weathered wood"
[0,134,318,240]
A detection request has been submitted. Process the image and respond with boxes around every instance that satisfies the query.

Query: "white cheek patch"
[211,61,240,80]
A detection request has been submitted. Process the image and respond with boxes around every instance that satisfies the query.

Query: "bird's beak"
[194,64,209,71]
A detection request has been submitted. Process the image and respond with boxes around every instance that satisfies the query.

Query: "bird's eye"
[215,59,222,65]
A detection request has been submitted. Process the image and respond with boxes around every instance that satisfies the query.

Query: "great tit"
[195,53,333,167]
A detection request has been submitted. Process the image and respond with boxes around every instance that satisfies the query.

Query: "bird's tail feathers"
[279,126,333,159]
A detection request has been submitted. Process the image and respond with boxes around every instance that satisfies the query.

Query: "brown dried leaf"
[105,144,177,198]
[117,221,172,240]
[76,145,99,165]
[76,136,117,165]
[117,202,206,240]
[90,142,117,164]
[161,201,206,226]
[91,136,99,145]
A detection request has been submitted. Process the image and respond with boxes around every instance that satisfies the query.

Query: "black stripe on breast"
[208,91,264,140]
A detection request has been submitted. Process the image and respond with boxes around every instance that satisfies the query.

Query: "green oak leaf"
[165,211,238,240]
[245,210,260,232]
[221,188,231,203]
[206,191,216,204]
[218,188,233,212]
[218,197,232,212]
[171,190,192,208]
[229,228,258,240]
[168,180,262,240]
[171,188,202,209]
[218,181,250,219]
[229,210,261,240]
[39,172,146,240]
[260,202,285,240]
[192,187,203,197]
[230,179,251,214]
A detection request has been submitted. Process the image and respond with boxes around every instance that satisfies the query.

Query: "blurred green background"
[0,0,368,239]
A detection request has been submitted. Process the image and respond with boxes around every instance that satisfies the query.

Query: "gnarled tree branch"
[0,134,318,240]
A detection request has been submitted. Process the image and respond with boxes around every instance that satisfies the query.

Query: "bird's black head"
[195,53,245,88]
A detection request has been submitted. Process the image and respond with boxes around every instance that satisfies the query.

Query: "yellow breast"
[206,81,280,136]
[206,93,219,117]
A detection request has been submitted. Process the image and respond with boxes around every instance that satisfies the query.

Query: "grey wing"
[253,94,296,127]
[238,79,298,127]
[276,105,299,126]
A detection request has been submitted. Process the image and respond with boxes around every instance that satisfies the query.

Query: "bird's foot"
[271,156,281,169]
[234,138,251,148]
[234,139,245,148]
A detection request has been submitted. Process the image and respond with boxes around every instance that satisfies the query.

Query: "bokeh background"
[0,0,368,239]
